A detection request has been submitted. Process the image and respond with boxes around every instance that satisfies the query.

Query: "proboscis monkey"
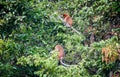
[63,13,73,27]
[58,13,81,35]
[55,45,70,67]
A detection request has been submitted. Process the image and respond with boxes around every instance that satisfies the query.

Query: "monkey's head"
[63,13,69,18]
[55,45,62,51]
[50,45,63,54]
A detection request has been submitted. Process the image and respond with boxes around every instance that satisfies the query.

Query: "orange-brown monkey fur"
[63,13,73,27]
[62,13,81,35]
[55,45,65,60]
[54,45,73,67]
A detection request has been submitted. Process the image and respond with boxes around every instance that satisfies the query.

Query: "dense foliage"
[0,0,120,77]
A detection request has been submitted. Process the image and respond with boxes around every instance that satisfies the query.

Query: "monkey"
[54,45,71,67]
[55,45,65,61]
[58,13,81,35]
[63,13,73,27]
[50,45,79,67]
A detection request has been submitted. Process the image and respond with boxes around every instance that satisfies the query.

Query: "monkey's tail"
[59,58,71,67]
[71,26,81,35]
